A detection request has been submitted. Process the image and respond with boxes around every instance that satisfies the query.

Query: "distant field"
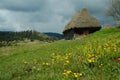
[0,28,120,80]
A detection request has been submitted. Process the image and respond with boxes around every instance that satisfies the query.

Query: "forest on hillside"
[0,30,58,47]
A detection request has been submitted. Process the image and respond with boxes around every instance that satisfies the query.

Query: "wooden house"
[116,21,120,28]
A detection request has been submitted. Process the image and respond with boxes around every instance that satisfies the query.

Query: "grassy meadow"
[0,28,120,80]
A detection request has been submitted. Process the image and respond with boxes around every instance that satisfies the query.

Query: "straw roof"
[63,8,101,32]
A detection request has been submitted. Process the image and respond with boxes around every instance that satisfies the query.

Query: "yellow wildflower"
[42,62,49,66]
[33,59,37,63]
[32,66,36,69]
[64,60,70,65]
[65,56,69,60]
[98,45,102,49]
[63,72,67,76]
[79,73,83,77]
[114,48,117,52]
[73,73,79,78]
[88,58,95,63]
[66,70,71,74]
[56,55,61,60]
[105,43,109,47]
[42,62,45,65]
[23,61,28,64]
[63,70,72,76]
[51,59,55,64]
[117,58,120,61]
[66,60,69,64]
[37,68,41,71]
[45,62,49,66]
[88,53,95,58]
[99,64,103,68]
[52,53,55,56]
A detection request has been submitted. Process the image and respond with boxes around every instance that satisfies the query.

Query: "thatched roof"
[63,8,101,33]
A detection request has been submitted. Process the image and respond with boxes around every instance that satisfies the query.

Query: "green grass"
[0,28,120,80]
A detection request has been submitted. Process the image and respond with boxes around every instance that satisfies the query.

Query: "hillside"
[0,31,58,47]
[0,28,120,80]
[0,31,57,41]
[44,32,64,39]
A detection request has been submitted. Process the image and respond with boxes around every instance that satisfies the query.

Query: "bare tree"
[107,0,120,20]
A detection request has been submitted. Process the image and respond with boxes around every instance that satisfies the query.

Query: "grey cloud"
[0,0,46,12]
[0,16,5,23]
[71,0,113,25]
[0,0,115,33]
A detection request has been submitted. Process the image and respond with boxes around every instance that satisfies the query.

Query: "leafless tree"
[107,0,120,20]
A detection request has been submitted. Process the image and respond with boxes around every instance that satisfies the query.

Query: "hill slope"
[0,31,58,47]
[44,32,64,39]
[0,28,120,80]
[0,31,54,42]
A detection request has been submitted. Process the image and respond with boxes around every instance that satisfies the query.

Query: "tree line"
[0,30,58,47]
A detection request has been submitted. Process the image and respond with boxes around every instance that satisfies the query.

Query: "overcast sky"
[0,0,115,33]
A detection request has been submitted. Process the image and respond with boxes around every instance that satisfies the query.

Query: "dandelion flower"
[73,73,79,78]
[23,61,28,64]
[79,73,83,77]
[63,70,71,76]
[117,58,120,61]
[66,70,71,74]
[45,62,49,66]
[66,60,69,64]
